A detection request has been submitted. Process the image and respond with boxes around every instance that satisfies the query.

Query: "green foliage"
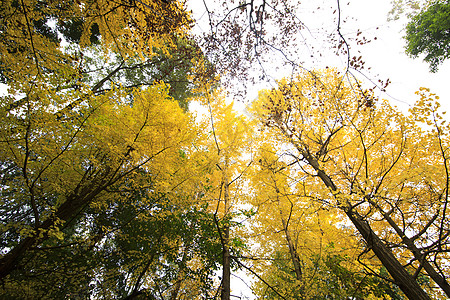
[116,36,207,110]
[405,0,450,72]
[257,247,405,300]
[1,188,222,299]
[57,19,101,44]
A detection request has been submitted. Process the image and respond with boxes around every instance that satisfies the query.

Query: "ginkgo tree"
[1,0,212,119]
[0,0,193,82]
[0,0,223,298]
[251,69,450,299]
[192,90,255,299]
[246,141,404,299]
[0,83,205,296]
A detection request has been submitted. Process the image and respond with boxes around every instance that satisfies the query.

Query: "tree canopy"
[404,0,450,72]
[1,0,449,299]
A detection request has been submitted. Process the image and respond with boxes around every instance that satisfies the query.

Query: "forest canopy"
[0,0,449,299]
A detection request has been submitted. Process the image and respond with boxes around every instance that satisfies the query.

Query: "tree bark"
[284,225,302,281]
[221,162,231,300]
[370,201,450,298]
[221,225,231,300]
[345,209,431,300]
[276,196,302,281]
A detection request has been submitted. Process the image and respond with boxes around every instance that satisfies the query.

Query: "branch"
[231,257,287,300]
[21,0,40,77]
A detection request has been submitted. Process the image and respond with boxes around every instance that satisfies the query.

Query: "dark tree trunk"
[345,209,431,300]
[370,200,450,298]
[280,214,302,281]
[301,152,431,300]
[221,166,231,300]
[221,225,231,300]
[0,169,113,280]
[285,230,302,281]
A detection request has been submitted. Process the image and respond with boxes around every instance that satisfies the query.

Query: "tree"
[247,142,404,299]
[0,0,217,291]
[252,69,450,299]
[0,82,196,282]
[1,0,191,80]
[1,189,222,299]
[388,0,430,20]
[193,0,326,98]
[0,0,230,297]
[191,90,255,299]
[63,34,213,112]
[404,0,450,72]
[0,0,210,113]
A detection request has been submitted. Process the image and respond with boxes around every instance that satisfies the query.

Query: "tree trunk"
[0,171,112,280]
[301,152,431,300]
[370,201,450,298]
[221,161,231,300]
[345,209,431,300]
[284,226,302,281]
[170,244,190,300]
[221,225,231,300]
[276,197,302,281]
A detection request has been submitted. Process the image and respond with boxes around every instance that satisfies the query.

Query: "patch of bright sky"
[188,0,450,114]
[344,0,450,112]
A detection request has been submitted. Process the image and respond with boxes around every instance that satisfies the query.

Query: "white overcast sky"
[188,0,450,114]
[344,0,450,112]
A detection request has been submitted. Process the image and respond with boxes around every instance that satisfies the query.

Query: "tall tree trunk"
[275,191,302,281]
[369,200,450,298]
[170,243,190,300]
[345,209,431,300]
[0,175,111,279]
[221,225,231,300]
[301,152,431,300]
[283,223,302,281]
[268,166,303,283]
[221,159,231,300]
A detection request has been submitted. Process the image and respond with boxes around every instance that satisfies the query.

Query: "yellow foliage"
[0,0,192,87]
[251,69,450,298]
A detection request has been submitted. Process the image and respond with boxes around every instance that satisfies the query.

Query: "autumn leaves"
[1,0,450,299]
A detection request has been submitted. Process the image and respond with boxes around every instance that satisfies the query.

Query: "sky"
[344,0,450,112]
[188,0,450,113]
[187,0,450,298]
